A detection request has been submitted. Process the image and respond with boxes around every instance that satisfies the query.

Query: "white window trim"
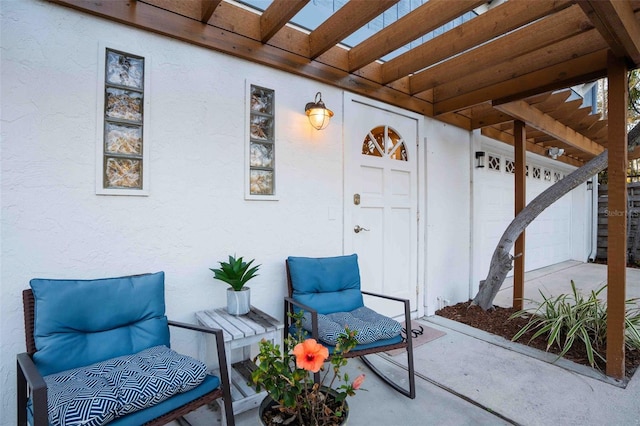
[244,79,279,201]
[95,42,150,196]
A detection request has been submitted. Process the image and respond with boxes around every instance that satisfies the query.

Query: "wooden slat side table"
[195,306,284,418]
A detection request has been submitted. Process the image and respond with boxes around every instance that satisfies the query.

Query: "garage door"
[476,153,572,279]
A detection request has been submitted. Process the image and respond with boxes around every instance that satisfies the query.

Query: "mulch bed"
[436,301,640,379]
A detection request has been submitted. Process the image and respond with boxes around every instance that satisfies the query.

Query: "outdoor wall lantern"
[475,151,486,168]
[587,180,593,191]
[305,92,333,130]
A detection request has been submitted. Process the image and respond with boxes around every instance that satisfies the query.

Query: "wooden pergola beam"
[200,0,222,23]
[470,107,513,129]
[409,4,592,95]
[347,0,485,72]
[433,49,608,115]
[48,0,434,117]
[380,0,572,85]
[494,100,605,158]
[545,99,587,120]
[50,0,619,166]
[260,0,309,43]
[481,127,584,167]
[309,0,397,59]
[432,28,607,109]
[534,91,572,113]
[577,0,640,65]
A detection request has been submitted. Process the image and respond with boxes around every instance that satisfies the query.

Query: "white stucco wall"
[424,121,472,315]
[0,1,596,422]
[1,1,347,421]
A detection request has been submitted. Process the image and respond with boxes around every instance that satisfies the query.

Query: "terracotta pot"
[258,387,349,425]
[226,287,250,315]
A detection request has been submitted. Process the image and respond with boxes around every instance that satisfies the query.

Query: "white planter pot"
[227,287,250,315]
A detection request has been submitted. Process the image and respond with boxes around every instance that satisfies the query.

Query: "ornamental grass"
[510,281,640,368]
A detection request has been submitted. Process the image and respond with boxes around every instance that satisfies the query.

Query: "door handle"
[354,225,370,233]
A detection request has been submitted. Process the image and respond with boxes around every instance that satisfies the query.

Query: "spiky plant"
[510,281,640,369]
[210,255,260,291]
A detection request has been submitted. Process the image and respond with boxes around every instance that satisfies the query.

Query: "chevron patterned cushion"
[302,306,402,345]
[44,345,207,426]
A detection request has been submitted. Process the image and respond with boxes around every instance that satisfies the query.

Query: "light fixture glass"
[547,147,564,159]
[475,151,486,168]
[305,92,333,130]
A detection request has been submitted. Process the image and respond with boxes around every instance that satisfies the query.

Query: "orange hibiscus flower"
[293,339,329,372]
[352,374,365,390]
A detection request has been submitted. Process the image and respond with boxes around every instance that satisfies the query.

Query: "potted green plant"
[210,255,260,315]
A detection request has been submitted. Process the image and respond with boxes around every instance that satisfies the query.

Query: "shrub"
[510,281,640,368]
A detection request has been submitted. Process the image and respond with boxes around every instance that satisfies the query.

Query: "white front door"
[344,94,420,318]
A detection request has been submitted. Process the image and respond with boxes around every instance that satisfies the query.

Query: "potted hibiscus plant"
[210,255,260,315]
[252,312,365,425]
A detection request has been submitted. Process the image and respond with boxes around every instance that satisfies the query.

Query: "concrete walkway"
[177,261,640,426]
[493,260,640,310]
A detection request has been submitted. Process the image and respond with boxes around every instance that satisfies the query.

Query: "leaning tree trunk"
[472,151,608,310]
[472,121,640,311]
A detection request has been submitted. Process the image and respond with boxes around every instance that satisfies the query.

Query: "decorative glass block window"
[97,46,148,195]
[532,166,541,179]
[362,126,407,161]
[248,84,275,196]
[544,169,552,181]
[505,159,515,174]
[488,155,500,171]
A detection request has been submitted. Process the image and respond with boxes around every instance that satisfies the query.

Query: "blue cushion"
[334,334,404,353]
[108,374,220,426]
[30,272,169,376]
[287,254,364,314]
[301,307,402,345]
[44,345,208,426]
[27,376,220,426]
[289,325,404,353]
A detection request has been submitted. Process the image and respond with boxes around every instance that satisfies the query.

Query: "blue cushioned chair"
[285,254,415,398]
[17,272,235,426]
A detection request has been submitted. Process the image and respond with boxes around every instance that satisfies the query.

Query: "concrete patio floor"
[493,260,640,310]
[177,261,640,426]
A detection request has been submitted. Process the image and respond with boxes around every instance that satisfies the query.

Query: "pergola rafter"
[50,0,640,164]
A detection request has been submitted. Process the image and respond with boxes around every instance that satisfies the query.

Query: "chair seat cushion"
[107,374,220,426]
[302,306,402,345]
[43,345,207,426]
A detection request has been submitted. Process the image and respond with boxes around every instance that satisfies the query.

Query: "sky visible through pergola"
[236,0,477,61]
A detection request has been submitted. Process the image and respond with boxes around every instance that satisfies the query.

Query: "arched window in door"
[361,125,408,161]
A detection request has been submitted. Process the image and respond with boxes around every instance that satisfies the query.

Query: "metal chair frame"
[284,260,416,399]
[17,289,236,426]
